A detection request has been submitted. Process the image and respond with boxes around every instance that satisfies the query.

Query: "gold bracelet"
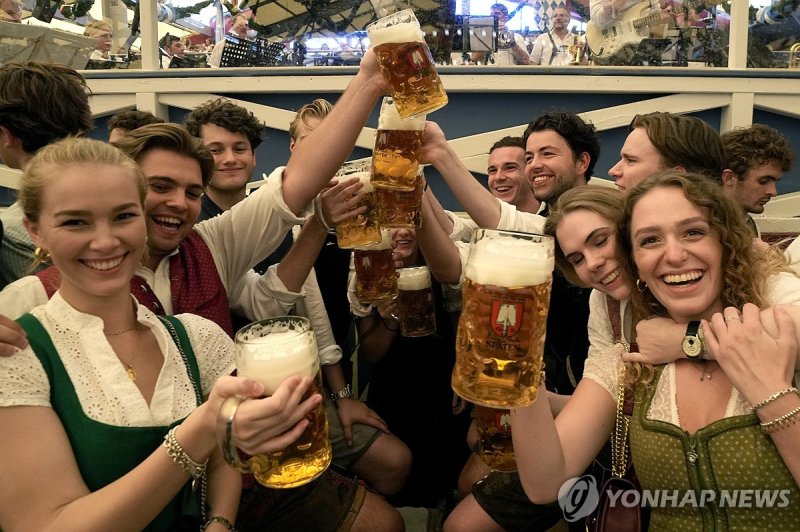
[201,515,237,531]
[760,404,800,434]
[163,426,207,491]
[751,387,798,411]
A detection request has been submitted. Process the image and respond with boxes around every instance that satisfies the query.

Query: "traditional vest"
[629,367,800,531]
[36,231,234,337]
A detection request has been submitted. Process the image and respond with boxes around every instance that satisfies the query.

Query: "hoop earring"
[34,247,51,263]
[635,279,647,292]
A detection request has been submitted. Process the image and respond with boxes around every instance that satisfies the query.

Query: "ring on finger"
[724,313,741,323]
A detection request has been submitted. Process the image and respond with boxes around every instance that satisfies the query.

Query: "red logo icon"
[491,300,523,337]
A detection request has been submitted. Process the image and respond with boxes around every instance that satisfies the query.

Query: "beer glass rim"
[235,316,311,345]
[398,265,429,274]
[366,8,418,32]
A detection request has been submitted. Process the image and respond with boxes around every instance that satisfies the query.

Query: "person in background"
[107,109,165,144]
[0,0,21,22]
[721,124,796,232]
[209,14,251,68]
[473,3,531,65]
[84,20,114,60]
[0,62,93,290]
[530,6,583,65]
[159,34,187,69]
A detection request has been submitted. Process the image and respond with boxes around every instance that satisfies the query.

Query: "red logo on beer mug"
[491,301,523,337]
[494,411,512,434]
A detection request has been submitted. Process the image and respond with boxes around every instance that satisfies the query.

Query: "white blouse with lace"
[0,292,236,427]
[582,271,800,426]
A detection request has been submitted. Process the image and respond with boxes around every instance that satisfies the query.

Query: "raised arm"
[282,50,388,214]
[416,192,463,285]
[419,121,503,229]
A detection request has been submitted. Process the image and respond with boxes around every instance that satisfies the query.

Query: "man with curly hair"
[721,124,795,216]
[0,62,93,289]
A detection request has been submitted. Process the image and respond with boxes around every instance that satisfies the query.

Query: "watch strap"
[330,384,353,402]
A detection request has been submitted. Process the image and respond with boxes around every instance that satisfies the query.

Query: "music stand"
[451,16,497,53]
[0,20,93,69]
[219,35,284,67]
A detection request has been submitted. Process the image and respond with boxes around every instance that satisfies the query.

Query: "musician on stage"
[473,3,531,65]
[590,0,677,29]
[530,6,585,65]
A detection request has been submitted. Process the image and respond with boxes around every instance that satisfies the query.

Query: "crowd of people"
[0,45,799,532]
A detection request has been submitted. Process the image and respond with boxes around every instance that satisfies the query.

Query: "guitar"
[586,0,721,60]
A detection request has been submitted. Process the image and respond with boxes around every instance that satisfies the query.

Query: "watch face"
[682,336,702,358]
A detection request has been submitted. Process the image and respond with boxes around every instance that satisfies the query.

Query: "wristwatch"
[330,384,353,402]
[682,321,704,360]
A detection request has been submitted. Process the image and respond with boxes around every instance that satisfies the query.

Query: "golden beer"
[452,229,554,408]
[376,172,423,228]
[474,405,516,472]
[335,171,382,249]
[367,9,448,119]
[397,266,436,337]
[227,317,332,489]
[372,97,425,191]
[354,229,398,303]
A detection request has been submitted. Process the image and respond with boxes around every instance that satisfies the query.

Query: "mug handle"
[218,396,254,474]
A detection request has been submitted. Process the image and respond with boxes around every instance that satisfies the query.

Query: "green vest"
[17,313,204,531]
[629,367,800,531]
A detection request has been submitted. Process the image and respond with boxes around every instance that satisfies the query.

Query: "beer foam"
[238,331,318,395]
[398,266,431,290]
[465,237,553,287]
[378,98,426,131]
[368,22,424,47]
[355,228,392,250]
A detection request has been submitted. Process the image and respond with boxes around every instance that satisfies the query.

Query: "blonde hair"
[289,99,333,141]
[83,20,112,38]
[21,137,145,225]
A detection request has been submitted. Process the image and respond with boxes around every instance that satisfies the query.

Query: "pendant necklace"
[105,324,143,381]
[694,361,719,382]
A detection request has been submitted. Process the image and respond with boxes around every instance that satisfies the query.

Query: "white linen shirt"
[0,293,236,427]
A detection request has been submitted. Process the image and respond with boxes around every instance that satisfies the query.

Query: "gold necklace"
[104,324,137,336]
[693,361,719,382]
[106,325,143,381]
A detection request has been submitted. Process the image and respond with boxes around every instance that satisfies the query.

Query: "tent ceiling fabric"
[250,0,444,39]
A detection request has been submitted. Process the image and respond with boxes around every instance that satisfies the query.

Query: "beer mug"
[376,169,423,228]
[334,159,382,249]
[396,265,436,337]
[452,228,554,408]
[219,317,332,489]
[353,229,398,303]
[474,405,516,472]
[366,9,448,119]
[371,97,425,191]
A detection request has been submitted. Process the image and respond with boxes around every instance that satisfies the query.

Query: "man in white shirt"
[209,13,250,68]
[530,6,582,65]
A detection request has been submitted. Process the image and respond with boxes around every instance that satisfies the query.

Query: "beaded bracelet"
[163,426,207,491]
[751,387,798,411]
[760,404,800,434]
[201,515,237,531]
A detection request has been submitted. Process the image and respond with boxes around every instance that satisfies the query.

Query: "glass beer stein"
[474,405,516,472]
[396,265,436,337]
[334,159,382,249]
[366,9,448,119]
[452,229,554,408]
[376,169,423,228]
[219,317,332,489]
[371,97,425,191]
[353,229,398,303]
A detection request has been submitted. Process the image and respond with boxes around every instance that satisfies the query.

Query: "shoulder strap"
[547,30,558,65]
[158,315,203,406]
[605,294,623,343]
